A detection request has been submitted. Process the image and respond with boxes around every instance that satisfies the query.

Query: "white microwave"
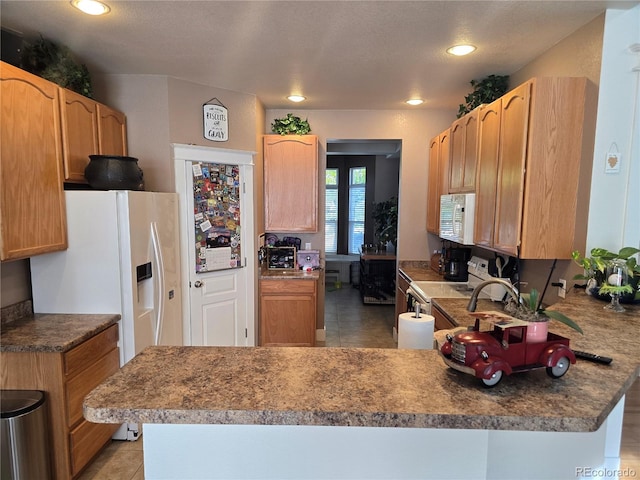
[439,193,476,245]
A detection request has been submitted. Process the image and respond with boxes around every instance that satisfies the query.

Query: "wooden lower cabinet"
[260,278,317,346]
[432,305,456,331]
[0,324,120,479]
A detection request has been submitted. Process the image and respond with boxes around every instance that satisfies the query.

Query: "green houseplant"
[271,113,311,135]
[21,35,93,98]
[372,196,398,251]
[572,246,640,303]
[504,288,583,335]
[457,74,509,118]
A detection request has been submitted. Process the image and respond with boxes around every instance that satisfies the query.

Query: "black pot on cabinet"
[84,155,145,191]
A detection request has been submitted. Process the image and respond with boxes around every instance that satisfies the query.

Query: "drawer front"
[70,419,119,476]
[65,324,119,377]
[261,279,317,295]
[66,347,120,427]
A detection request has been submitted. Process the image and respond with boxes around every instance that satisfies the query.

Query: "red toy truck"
[439,311,576,387]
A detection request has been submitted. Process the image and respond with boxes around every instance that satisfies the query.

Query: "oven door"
[406,286,430,315]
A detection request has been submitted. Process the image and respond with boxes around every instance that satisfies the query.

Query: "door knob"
[194,280,203,288]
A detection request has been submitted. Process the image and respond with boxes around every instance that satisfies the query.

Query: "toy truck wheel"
[482,370,503,387]
[547,356,571,378]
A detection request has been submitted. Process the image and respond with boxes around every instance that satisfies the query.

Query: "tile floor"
[79,284,639,479]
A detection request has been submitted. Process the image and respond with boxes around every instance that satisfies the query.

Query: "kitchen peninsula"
[84,291,640,480]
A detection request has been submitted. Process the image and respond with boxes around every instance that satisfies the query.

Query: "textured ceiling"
[1,1,636,110]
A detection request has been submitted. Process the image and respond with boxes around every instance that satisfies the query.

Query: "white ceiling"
[1,1,637,111]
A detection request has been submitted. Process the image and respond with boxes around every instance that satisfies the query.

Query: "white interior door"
[173,144,256,347]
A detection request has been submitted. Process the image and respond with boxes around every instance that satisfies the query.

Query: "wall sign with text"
[203,98,228,142]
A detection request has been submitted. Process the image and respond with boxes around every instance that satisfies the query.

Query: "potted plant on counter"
[504,288,583,341]
[372,196,398,253]
[572,246,640,304]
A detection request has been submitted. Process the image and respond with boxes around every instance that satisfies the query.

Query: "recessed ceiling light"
[406,99,424,106]
[287,95,306,103]
[446,44,477,56]
[70,0,111,16]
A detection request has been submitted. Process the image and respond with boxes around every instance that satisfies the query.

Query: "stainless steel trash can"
[1,390,51,480]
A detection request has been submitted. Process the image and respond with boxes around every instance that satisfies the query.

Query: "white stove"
[406,281,473,315]
[467,255,511,301]
[406,256,511,316]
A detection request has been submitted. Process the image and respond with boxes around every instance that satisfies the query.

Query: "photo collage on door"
[192,162,242,272]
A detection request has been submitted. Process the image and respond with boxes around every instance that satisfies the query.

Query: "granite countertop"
[85,290,639,433]
[1,313,120,353]
[398,261,443,282]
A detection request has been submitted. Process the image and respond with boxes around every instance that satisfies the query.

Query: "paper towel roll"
[398,312,434,350]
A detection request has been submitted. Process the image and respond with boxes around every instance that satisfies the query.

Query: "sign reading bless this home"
[203,100,228,142]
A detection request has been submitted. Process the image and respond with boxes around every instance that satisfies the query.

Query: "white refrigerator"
[30,190,183,440]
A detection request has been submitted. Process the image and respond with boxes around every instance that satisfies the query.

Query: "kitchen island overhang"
[83,292,640,479]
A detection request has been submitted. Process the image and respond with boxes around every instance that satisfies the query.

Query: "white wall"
[587,6,640,253]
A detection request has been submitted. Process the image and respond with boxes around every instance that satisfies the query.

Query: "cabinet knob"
[194,280,203,288]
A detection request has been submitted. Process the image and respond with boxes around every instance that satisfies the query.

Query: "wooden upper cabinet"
[264,135,318,232]
[475,77,588,259]
[474,98,502,249]
[493,81,531,256]
[97,103,128,156]
[0,61,68,261]
[427,136,440,234]
[449,108,479,193]
[426,130,450,235]
[60,88,99,183]
[61,93,127,183]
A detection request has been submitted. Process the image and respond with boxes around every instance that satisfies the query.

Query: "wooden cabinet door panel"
[60,88,98,183]
[0,62,67,261]
[97,103,127,156]
[448,119,465,192]
[426,136,440,234]
[493,81,531,256]
[261,294,316,346]
[264,135,318,232]
[66,348,119,427]
[474,99,501,248]
[462,111,479,192]
[432,306,455,331]
[70,420,119,477]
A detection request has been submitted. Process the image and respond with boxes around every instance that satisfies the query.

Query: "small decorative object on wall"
[457,74,509,118]
[203,98,228,142]
[21,34,93,98]
[271,113,311,135]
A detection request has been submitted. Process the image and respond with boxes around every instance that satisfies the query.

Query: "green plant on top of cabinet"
[449,107,480,193]
[0,61,68,261]
[427,129,450,234]
[264,135,318,232]
[474,77,589,259]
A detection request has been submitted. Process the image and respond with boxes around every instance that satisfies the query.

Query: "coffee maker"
[443,247,471,282]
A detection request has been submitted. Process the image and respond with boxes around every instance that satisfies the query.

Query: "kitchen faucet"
[467,278,522,312]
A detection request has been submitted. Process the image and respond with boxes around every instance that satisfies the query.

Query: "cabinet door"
[97,103,128,156]
[462,110,479,192]
[426,135,440,234]
[264,135,318,232]
[60,88,99,183]
[493,81,531,256]
[474,99,501,248]
[426,130,450,235]
[448,119,465,192]
[260,279,316,346]
[0,61,68,261]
